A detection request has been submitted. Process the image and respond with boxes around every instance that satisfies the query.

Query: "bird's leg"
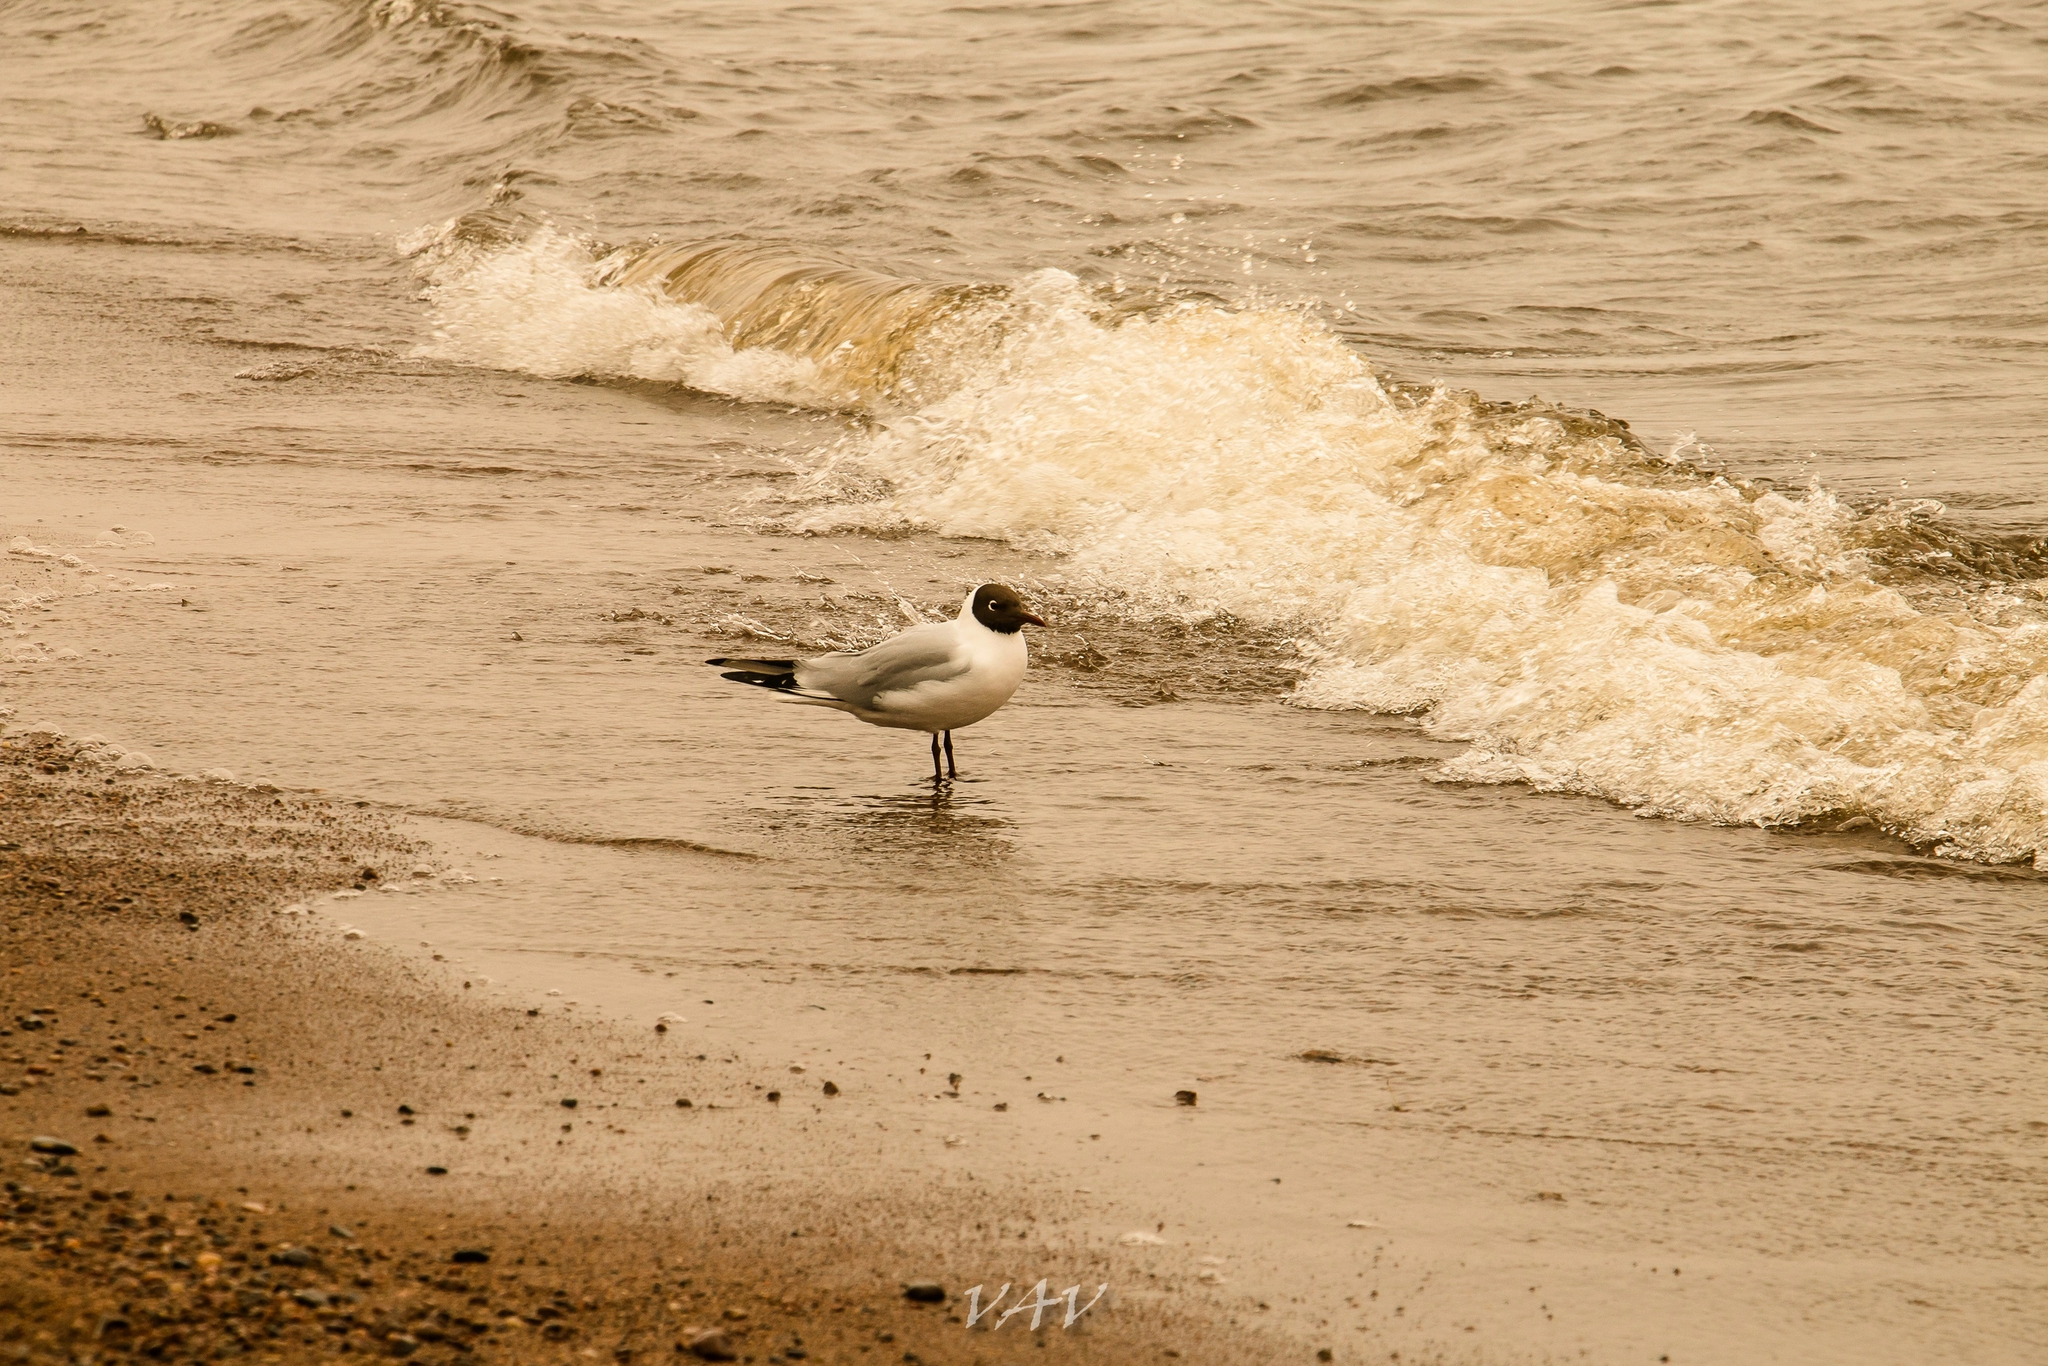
[942,730,957,778]
[930,731,943,783]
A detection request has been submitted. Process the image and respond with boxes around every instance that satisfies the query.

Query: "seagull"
[707,583,1046,781]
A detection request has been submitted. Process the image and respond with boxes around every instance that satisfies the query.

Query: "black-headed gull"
[708,583,1045,780]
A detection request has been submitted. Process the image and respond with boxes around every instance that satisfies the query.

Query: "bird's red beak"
[1022,611,1047,628]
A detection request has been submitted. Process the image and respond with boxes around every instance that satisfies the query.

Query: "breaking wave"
[413,226,2048,866]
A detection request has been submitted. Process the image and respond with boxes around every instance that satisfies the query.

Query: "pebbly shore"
[0,726,1284,1366]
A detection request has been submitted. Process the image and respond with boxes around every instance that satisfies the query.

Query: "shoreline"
[0,727,1288,1365]
[7,225,2047,1366]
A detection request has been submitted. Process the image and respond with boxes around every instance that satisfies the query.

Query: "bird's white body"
[782,588,1029,733]
[708,582,1041,779]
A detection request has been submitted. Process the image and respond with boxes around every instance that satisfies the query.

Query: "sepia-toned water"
[5,2,2046,1361]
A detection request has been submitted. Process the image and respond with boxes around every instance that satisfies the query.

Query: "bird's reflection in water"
[764,780,1016,870]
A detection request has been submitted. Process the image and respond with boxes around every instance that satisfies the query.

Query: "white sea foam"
[413,228,834,407]
[418,238,2048,865]
[795,273,2048,864]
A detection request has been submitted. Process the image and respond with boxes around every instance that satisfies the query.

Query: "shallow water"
[6,3,2048,1361]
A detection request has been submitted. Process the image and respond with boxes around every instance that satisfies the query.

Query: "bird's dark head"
[970,583,1046,634]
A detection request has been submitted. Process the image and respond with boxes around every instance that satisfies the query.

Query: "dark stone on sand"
[386,1332,420,1357]
[331,1225,355,1239]
[822,1081,839,1096]
[178,911,199,928]
[425,1166,448,1176]
[291,1289,328,1307]
[684,1328,738,1361]
[30,1137,79,1156]
[560,1098,578,1108]
[193,1064,217,1074]
[85,1104,111,1117]
[397,1104,414,1115]
[270,1246,313,1267]
[451,1248,489,1264]
[1175,1089,1198,1106]
[676,1098,692,1108]
[903,1282,945,1303]
[766,1091,780,1103]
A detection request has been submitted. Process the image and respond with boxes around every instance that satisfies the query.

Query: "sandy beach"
[2,726,1296,1365]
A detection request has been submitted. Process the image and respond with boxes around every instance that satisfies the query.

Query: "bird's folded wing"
[797,625,969,710]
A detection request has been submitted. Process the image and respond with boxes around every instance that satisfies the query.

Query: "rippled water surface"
[5,3,2047,1362]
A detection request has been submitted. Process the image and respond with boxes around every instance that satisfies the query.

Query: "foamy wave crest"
[412,228,836,406]
[405,228,2048,864]
[608,241,1006,408]
[776,271,2048,866]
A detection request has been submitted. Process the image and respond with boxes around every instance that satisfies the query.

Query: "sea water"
[5,3,2045,1361]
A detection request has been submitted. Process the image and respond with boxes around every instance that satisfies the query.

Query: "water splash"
[415,228,2048,866]
[412,227,831,406]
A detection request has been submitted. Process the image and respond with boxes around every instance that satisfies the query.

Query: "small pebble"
[684,1328,737,1361]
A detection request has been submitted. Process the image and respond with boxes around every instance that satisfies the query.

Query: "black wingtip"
[720,670,801,691]
[706,656,798,671]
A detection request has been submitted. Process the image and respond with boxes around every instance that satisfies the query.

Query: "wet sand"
[0,728,1286,1366]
